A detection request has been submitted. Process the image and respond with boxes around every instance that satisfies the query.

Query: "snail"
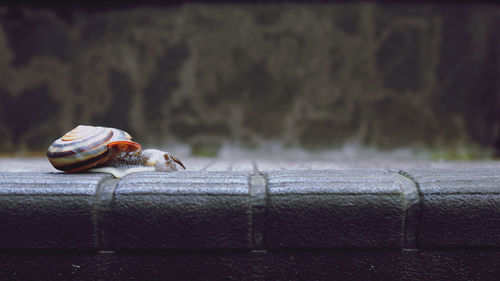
[47,125,185,178]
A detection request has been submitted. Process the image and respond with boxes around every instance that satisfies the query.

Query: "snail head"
[142,149,185,171]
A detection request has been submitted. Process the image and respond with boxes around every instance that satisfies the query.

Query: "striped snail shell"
[47,125,141,173]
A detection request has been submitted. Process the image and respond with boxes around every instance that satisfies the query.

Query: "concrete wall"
[2,165,500,280]
[0,3,498,155]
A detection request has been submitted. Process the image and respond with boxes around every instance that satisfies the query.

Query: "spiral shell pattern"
[47,125,132,172]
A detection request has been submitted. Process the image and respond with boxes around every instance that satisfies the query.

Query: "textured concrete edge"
[93,177,120,250]
[94,172,271,251]
[3,167,500,251]
[249,174,268,251]
[393,171,421,249]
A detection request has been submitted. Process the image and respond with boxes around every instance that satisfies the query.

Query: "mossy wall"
[0,3,498,155]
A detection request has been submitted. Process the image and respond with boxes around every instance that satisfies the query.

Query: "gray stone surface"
[264,170,406,248]
[1,156,499,172]
[108,171,251,249]
[0,172,110,249]
[0,157,499,280]
[405,168,500,248]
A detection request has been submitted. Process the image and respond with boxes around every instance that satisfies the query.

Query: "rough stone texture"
[1,156,500,172]
[1,160,500,280]
[404,168,500,248]
[107,171,251,249]
[0,251,402,281]
[0,172,110,249]
[264,170,406,248]
[0,3,498,155]
[2,250,500,280]
[402,249,500,281]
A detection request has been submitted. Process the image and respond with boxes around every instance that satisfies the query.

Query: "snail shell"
[47,125,141,172]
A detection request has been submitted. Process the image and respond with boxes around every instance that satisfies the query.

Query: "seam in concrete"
[93,177,120,250]
[395,170,421,249]
[249,173,268,251]
[199,158,217,171]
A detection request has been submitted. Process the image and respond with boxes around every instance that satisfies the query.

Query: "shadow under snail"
[47,125,185,178]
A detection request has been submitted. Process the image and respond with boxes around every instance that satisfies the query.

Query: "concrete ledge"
[0,165,499,280]
[109,172,251,250]
[0,173,110,249]
[264,170,406,249]
[405,168,500,248]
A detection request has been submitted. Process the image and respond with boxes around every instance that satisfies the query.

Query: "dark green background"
[0,3,498,157]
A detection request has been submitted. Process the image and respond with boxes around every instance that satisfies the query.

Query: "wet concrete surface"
[0,156,498,173]
[1,156,499,280]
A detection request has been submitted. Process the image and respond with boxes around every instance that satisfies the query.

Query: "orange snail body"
[47,125,185,174]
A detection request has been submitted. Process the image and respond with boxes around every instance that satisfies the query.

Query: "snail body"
[47,125,185,177]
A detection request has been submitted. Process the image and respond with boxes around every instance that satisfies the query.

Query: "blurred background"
[0,2,498,159]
